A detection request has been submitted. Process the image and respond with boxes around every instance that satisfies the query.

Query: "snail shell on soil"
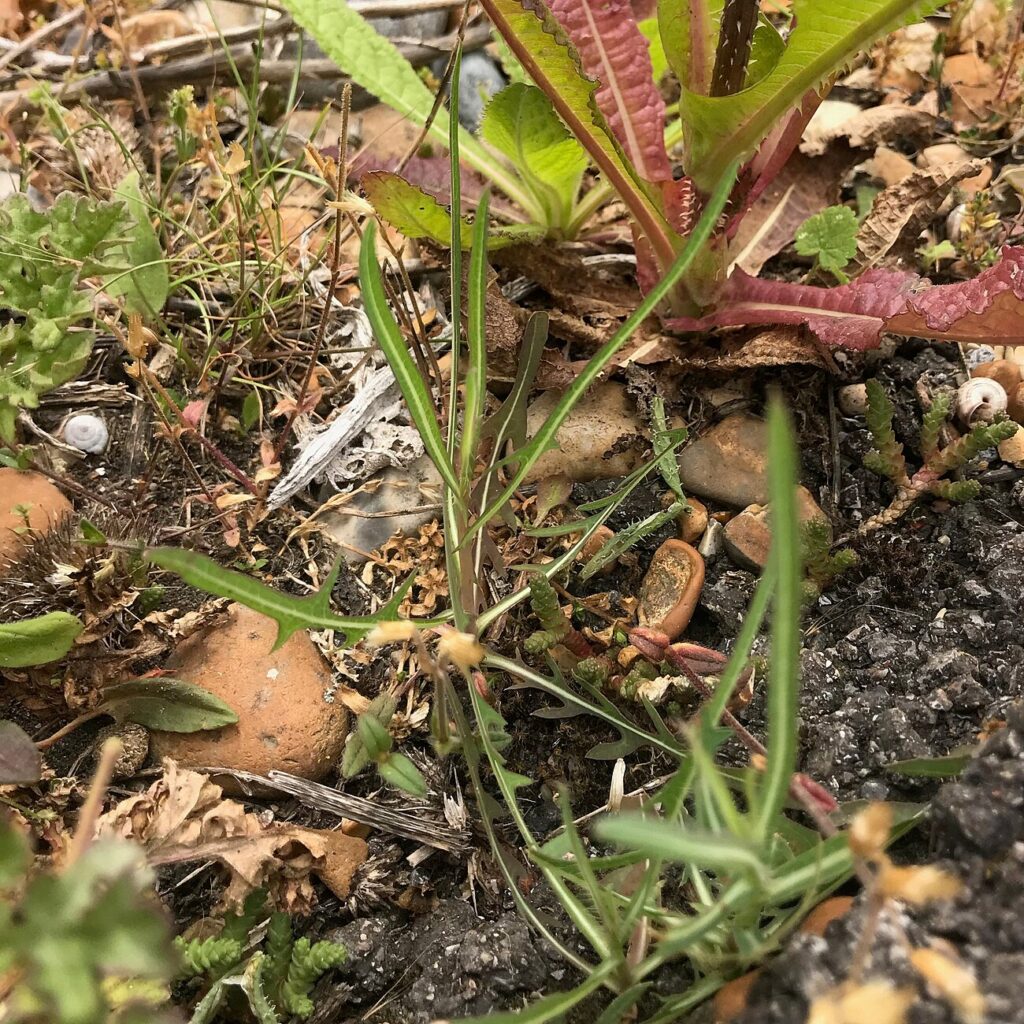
[956,378,1007,426]
[62,414,109,454]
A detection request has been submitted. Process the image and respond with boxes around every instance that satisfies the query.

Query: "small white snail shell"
[956,378,1007,426]
[62,414,109,454]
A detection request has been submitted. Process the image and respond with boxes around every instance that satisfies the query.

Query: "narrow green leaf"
[480,83,586,230]
[884,752,972,778]
[462,162,739,546]
[682,0,941,189]
[107,171,169,319]
[359,220,461,499]
[145,546,405,648]
[0,612,82,668]
[100,678,239,733]
[0,720,42,784]
[378,752,428,796]
[276,0,537,216]
[597,815,770,884]
[755,396,802,840]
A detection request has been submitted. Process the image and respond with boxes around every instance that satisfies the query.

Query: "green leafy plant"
[0,816,173,1024]
[175,894,346,1023]
[801,517,858,599]
[340,692,428,797]
[795,205,859,283]
[0,193,131,439]
[860,379,1016,534]
[0,611,83,669]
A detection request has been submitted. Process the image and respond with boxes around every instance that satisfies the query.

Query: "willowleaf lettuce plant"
[283,0,1024,346]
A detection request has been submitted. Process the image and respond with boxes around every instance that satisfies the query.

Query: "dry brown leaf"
[802,103,935,157]
[96,760,368,911]
[672,327,827,372]
[874,22,940,94]
[943,53,1001,130]
[731,149,858,275]
[856,162,984,270]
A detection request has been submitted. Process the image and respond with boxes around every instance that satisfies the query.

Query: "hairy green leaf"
[795,205,858,282]
[480,83,587,231]
[276,0,536,216]
[359,220,461,498]
[145,546,414,648]
[107,171,169,319]
[682,0,940,188]
[0,611,82,668]
[100,678,239,732]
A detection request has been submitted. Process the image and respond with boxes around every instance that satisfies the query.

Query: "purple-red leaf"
[547,0,671,184]
[669,246,1024,350]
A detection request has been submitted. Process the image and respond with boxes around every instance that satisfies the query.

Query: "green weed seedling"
[175,892,347,1023]
[0,816,173,1024]
[860,378,1016,534]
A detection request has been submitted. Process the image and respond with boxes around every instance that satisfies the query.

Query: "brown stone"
[723,489,828,572]
[972,358,1023,395]
[801,896,855,937]
[677,415,768,508]
[918,142,992,194]
[677,497,708,544]
[576,525,616,574]
[524,382,645,483]
[0,469,73,569]
[998,424,1024,467]
[637,540,705,641]
[150,603,349,781]
[867,146,916,186]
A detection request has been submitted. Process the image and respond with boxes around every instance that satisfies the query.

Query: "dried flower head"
[910,947,985,1024]
[877,862,962,905]
[807,981,915,1024]
[366,621,418,646]
[437,630,485,674]
[848,802,893,861]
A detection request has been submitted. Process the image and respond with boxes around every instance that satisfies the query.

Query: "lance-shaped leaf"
[659,0,722,95]
[277,0,536,216]
[0,721,41,785]
[0,611,82,668]
[547,0,671,183]
[480,83,587,231]
[669,245,1024,350]
[478,0,676,269]
[100,678,239,733]
[681,0,941,190]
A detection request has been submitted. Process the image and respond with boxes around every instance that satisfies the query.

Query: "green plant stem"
[460,161,740,547]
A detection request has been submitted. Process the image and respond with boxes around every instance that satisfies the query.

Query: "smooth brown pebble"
[800,896,854,937]
[1007,381,1024,424]
[998,424,1024,467]
[150,603,348,782]
[713,969,762,1023]
[677,414,768,508]
[577,525,616,573]
[724,489,827,572]
[0,469,73,569]
[638,540,705,641]
[677,497,708,544]
[972,358,1022,394]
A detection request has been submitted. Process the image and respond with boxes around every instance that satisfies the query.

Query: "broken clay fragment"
[677,497,709,545]
[637,540,705,641]
[0,468,73,569]
[149,603,349,782]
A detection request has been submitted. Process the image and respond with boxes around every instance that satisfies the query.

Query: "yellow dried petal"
[366,621,418,646]
[221,141,249,176]
[910,947,985,1024]
[877,863,962,905]
[848,802,893,860]
[437,630,485,673]
[807,982,915,1024]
